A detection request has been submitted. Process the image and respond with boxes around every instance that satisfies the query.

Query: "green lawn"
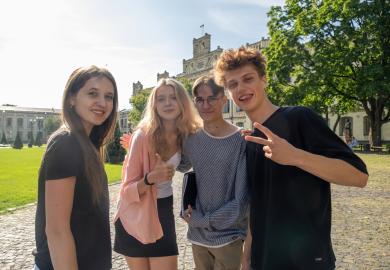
[0,146,122,213]
[0,148,388,213]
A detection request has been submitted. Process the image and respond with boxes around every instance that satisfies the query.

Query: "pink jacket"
[114,129,163,244]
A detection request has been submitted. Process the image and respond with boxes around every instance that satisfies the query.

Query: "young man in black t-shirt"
[214,47,368,270]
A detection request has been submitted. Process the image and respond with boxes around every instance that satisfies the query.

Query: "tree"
[1,132,7,144]
[28,132,34,147]
[12,132,23,149]
[35,131,43,147]
[128,88,151,127]
[44,116,62,136]
[266,0,390,146]
[105,122,126,164]
[177,77,193,97]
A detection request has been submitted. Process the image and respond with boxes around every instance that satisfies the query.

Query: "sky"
[0,0,285,110]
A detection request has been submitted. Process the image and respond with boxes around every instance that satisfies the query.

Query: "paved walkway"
[0,172,389,269]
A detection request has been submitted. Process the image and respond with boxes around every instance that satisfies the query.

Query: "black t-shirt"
[246,107,367,270]
[34,131,112,270]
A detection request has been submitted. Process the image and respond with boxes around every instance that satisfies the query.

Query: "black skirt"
[114,195,178,257]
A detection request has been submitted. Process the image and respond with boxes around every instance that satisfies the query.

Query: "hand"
[182,205,193,223]
[244,122,300,166]
[147,154,175,184]
[120,133,132,150]
[240,129,253,137]
[241,259,251,270]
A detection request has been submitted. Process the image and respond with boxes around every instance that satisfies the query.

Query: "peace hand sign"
[244,122,299,166]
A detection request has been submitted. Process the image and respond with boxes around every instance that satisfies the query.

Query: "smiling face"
[224,64,267,116]
[194,84,226,122]
[71,76,114,134]
[155,85,181,122]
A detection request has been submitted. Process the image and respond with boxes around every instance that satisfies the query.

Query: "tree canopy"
[266,0,390,145]
[127,88,152,127]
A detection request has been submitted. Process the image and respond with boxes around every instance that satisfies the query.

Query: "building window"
[17,118,24,128]
[223,101,230,114]
[363,116,370,136]
[6,118,12,127]
[339,117,353,138]
[236,122,244,128]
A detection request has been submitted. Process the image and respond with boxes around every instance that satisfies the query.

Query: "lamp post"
[36,116,44,147]
[29,119,35,147]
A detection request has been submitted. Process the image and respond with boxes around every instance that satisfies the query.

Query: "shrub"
[12,132,23,149]
[105,122,126,164]
[1,132,7,144]
[34,131,43,147]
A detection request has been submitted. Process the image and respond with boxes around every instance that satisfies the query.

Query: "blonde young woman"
[114,78,201,270]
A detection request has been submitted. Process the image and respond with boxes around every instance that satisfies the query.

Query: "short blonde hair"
[214,46,267,86]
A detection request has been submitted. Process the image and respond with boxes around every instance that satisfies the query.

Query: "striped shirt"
[182,128,249,247]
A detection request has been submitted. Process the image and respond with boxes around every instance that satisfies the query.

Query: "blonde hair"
[214,46,267,87]
[137,78,201,160]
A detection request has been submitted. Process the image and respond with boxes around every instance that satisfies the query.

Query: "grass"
[0,146,122,213]
[357,153,390,189]
[0,148,388,213]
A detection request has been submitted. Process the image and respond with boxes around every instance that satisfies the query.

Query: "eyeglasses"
[194,95,222,106]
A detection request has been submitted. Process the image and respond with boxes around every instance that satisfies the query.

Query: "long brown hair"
[50,65,118,204]
[137,78,201,160]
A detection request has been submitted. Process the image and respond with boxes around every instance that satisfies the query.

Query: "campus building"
[0,104,134,143]
[131,33,389,144]
[0,105,61,143]
[131,33,269,129]
[119,109,131,134]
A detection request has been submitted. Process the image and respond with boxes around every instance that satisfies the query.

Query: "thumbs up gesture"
[147,154,175,184]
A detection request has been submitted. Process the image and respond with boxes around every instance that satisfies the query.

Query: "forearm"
[242,226,252,269]
[291,148,368,187]
[46,229,78,270]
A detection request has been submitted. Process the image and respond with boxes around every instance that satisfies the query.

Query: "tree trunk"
[370,117,383,147]
[367,106,383,147]
[333,114,341,133]
[363,99,384,147]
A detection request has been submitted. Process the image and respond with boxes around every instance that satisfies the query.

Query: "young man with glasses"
[214,47,368,270]
[181,75,249,270]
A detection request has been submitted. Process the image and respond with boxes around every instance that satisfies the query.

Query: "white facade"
[327,112,390,143]
[119,109,131,134]
[0,105,61,143]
